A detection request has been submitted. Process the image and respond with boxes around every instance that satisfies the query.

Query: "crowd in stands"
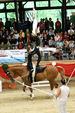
[0,17,75,60]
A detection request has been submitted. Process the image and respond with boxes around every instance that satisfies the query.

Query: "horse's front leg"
[23,86,26,92]
[23,85,32,97]
[23,78,35,99]
[29,86,35,99]
[22,77,32,97]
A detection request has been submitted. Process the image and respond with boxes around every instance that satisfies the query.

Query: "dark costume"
[27,34,41,82]
[27,50,33,83]
[31,35,41,67]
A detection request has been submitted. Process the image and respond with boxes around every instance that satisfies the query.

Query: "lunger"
[54,79,70,113]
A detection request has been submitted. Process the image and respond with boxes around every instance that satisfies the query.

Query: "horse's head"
[7,65,28,83]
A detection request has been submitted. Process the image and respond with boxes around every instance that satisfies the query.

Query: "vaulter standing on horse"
[27,8,41,82]
[27,45,33,83]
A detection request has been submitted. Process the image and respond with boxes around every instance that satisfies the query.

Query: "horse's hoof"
[49,93,53,97]
[30,93,35,99]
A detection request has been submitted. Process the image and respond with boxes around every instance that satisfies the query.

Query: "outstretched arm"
[54,88,61,98]
[33,8,36,19]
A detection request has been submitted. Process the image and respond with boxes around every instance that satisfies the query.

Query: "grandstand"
[0,1,75,113]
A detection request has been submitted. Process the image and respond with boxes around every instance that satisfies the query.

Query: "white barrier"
[0,80,2,92]
[32,81,50,87]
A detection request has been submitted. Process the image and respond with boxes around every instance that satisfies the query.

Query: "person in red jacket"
[55,18,61,33]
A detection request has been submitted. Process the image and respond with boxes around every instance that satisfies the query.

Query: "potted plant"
[10,82,16,89]
[2,64,9,89]
[2,64,16,89]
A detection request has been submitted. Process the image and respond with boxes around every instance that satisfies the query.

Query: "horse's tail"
[56,66,65,79]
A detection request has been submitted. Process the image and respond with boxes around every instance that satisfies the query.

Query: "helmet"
[61,79,66,84]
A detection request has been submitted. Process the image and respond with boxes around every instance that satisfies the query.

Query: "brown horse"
[7,64,65,98]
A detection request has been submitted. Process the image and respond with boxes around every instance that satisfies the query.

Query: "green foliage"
[2,64,8,71]
[37,9,62,24]
[36,1,48,7]
[70,15,75,24]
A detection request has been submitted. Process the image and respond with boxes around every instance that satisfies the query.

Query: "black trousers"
[31,47,41,66]
[27,63,33,83]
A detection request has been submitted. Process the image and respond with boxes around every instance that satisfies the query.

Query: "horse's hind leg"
[23,86,26,92]
[49,80,55,96]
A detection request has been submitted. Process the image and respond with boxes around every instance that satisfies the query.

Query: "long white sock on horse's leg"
[49,90,53,96]
[30,93,35,99]
[25,91,31,96]
[54,88,58,94]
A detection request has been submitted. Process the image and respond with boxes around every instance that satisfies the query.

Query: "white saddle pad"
[32,65,36,83]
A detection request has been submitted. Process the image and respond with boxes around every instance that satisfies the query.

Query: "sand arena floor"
[0,60,75,113]
[0,81,75,113]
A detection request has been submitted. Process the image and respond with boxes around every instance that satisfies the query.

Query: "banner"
[0,50,26,64]
[47,63,75,77]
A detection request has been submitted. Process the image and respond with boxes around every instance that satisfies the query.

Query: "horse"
[7,64,65,98]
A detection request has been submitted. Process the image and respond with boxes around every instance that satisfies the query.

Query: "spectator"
[5,18,11,32]
[39,19,45,33]
[7,46,11,50]
[5,30,10,39]
[42,34,49,47]
[20,18,26,31]
[25,32,33,48]
[10,35,17,47]
[54,33,60,42]
[44,45,49,61]
[49,18,54,30]
[56,38,63,49]
[14,30,19,40]
[15,45,18,50]
[66,17,70,31]
[18,41,24,49]
[0,30,2,39]
[0,42,6,50]
[26,17,32,32]
[70,47,75,59]
[62,39,70,60]
[49,36,55,47]
[68,27,74,40]
[5,41,12,50]
[45,18,49,32]
[71,23,75,30]
[7,35,12,43]
[0,18,4,31]
[69,41,74,49]
[62,31,69,41]
[20,29,25,39]
[1,34,7,44]
[10,30,14,38]
[55,18,61,33]
[48,28,55,38]
[63,39,69,50]
[18,33,24,43]
[42,30,47,38]
[12,18,18,31]
[72,35,75,41]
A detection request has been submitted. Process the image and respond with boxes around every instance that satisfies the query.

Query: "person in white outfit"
[54,79,70,113]
[32,8,39,36]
